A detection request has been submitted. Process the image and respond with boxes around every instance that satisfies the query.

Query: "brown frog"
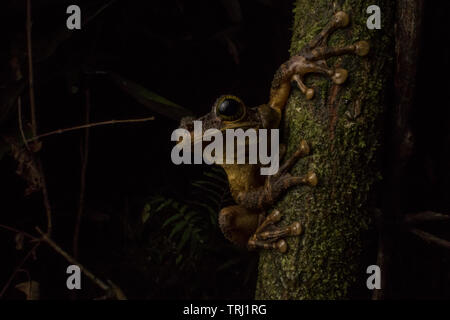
[178,11,369,253]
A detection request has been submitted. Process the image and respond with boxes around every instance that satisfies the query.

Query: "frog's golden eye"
[215,96,246,121]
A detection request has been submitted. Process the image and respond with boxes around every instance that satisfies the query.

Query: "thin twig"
[372,227,389,300]
[38,159,53,235]
[36,227,127,299]
[73,89,91,259]
[409,228,450,249]
[0,224,126,299]
[26,116,155,142]
[25,0,52,236]
[404,211,450,224]
[0,241,41,298]
[0,224,38,241]
[16,268,32,299]
[17,97,30,151]
[26,0,37,137]
[36,227,108,290]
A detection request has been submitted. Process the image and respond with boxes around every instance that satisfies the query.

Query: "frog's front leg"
[235,139,317,210]
[269,11,370,110]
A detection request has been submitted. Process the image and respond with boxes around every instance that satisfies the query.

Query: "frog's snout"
[179,116,196,132]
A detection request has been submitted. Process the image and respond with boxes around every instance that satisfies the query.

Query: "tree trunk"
[373,0,423,300]
[256,0,394,299]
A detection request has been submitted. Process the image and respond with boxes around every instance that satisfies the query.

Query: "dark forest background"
[0,0,449,299]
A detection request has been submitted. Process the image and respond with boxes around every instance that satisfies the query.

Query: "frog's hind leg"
[218,205,260,248]
[247,210,302,253]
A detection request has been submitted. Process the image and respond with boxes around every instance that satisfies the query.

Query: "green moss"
[256,0,393,299]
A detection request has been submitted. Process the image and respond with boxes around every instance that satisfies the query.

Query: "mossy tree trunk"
[256,0,394,299]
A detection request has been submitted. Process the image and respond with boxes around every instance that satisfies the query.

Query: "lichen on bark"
[255,0,393,299]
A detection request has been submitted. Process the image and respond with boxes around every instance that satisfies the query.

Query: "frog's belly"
[220,164,264,198]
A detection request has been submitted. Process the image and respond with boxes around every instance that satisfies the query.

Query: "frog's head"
[178,94,280,140]
[175,95,281,167]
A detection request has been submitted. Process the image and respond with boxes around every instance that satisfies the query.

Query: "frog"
[178,11,369,253]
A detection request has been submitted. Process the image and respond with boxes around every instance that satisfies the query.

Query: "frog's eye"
[215,96,246,121]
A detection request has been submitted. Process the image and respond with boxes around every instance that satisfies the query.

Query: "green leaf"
[179,205,188,215]
[204,171,228,184]
[142,210,150,224]
[177,226,192,251]
[162,212,183,228]
[192,180,223,191]
[184,210,198,222]
[191,182,223,200]
[217,258,241,272]
[108,72,193,121]
[155,199,173,213]
[210,213,217,226]
[186,201,219,218]
[169,219,188,239]
[191,228,203,243]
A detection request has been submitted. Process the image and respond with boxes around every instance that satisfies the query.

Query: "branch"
[0,224,126,299]
[17,97,30,151]
[0,224,40,298]
[0,242,41,298]
[38,160,53,235]
[26,116,155,142]
[25,0,53,236]
[73,89,91,259]
[409,228,450,249]
[36,227,127,300]
[26,0,37,137]
[404,211,450,224]
[0,224,38,241]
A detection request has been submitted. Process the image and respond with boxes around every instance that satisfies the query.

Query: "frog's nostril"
[179,116,195,131]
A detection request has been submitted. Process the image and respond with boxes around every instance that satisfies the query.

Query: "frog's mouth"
[220,121,259,131]
[180,121,260,148]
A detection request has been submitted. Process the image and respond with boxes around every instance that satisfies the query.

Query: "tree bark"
[256,0,394,299]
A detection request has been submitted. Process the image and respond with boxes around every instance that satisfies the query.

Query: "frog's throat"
[188,122,260,146]
[220,122,260,131]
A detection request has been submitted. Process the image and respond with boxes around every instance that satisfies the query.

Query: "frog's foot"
[277,139,311,175]
[271,139,317,190]
[247,210,302,253]
[267,170,318,205]
[289,11,370,100]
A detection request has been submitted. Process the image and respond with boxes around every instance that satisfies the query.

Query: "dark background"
[0,0,449,299]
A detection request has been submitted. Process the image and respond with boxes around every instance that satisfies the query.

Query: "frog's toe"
[332,68,348,84]
[277,139,311,175]
[247,209,303,253]
[276,240,288,253]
